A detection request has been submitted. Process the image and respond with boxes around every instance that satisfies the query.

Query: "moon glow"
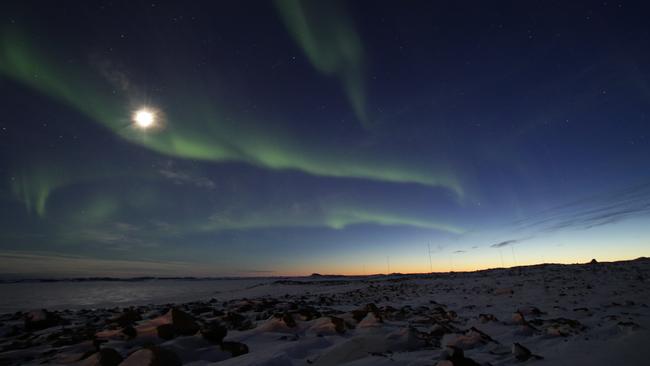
[133,109,155,129]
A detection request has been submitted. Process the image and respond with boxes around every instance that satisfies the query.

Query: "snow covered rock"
[439,345,481,366]
[80,348,123,366]
[220,341,249,357]
[24,309,63,330]
[120,346,182,366]
[200,321,228,344]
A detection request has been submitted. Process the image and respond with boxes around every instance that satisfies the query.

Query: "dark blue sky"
[1,1,649,276]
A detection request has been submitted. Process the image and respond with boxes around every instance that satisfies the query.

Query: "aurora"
[0,0,649,278]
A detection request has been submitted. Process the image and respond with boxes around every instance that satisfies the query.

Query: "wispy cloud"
[157,161,215,189]
[490,239,520,248]
[515,181,650,234]
[69,222,160,251]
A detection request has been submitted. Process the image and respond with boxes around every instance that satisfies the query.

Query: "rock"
[512,342,532,361]
[120,346,182,366]
[169,308,199,335]
[297,306,322,321]
[512,311,526,325]
[352,303,381,322]
[364,303,380,313]
[190,305,212,315]
[93,338,108,350]
[440,345,481,366]
[446,327,495,350]
[478,313,497,323]
[430,323,454,338]
[108,309,141,326]
[222,311,253,330]
[517,306,543,317]
[273,312,296,328]
[200,321,228,344]
[24,309,62,331]
[221,341,249,357]
[80,348,123,366]
[329,316,346,334]
[351,309,367,322]
[358,312,382,328]
[122,326,137,339]
[517,323,538,336]
[156,324,176,340]
[542,317,584,336]
[49,326,96,346]
[617,321,641,331]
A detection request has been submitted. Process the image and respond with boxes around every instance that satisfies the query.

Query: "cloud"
[91,55,131,92]
[490,239,519,248]
[157,162,216,189]
[453,250,466,253]
[515,181,650,234]
[66,222,160,251]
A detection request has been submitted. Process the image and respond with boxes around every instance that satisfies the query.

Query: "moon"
[133,109,155,129]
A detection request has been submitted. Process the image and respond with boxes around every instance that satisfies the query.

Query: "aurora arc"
[274,0,368,128]
[196,204,464,234]
[0,29,463,213]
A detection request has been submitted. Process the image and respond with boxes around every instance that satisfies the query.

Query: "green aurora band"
[197,205,464,234]
[0,29,463,235]
[274,0,368,127]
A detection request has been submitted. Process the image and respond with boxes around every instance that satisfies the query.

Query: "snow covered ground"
[0,258,648,365]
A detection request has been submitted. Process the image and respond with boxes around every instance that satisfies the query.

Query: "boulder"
[478,313,497,323]
[24,309,62,331]
[439,345,481,366]
[297,306,322,321]
[512,342,532,361]
[200,321,228,344]
[81,348,123,366]
[108,309,141,327]
[221,341,249,357]
[120,347,182,366]
[352,303,382,322]
[277,312,296,328]
[121,326,137,339]
[446,327,495,350]
[156,324,176,340]
[329,316,346,334]
[169,308,199,335]
[511,311,526,325]
[221,311,253,330]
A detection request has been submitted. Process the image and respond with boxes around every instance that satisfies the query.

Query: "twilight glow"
[0,1,649,277]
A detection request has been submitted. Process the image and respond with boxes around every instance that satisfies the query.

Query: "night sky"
[1,1,649,277]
